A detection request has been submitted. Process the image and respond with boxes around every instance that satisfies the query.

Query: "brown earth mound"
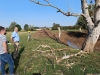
[33,29,100,51]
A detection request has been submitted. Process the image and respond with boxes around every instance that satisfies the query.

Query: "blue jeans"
[0,53,14,75]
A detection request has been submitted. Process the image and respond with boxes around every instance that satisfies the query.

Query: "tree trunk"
[82,27,100,52]
[82,0,100,52]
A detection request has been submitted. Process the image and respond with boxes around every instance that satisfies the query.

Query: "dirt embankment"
[33,29,100,51]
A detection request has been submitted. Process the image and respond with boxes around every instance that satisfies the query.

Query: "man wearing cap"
[0,26,14,75]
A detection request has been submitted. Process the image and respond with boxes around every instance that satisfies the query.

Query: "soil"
[33,29,100,51]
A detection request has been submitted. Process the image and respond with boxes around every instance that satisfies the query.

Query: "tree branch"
[81,0,94,31]
[30,0,83,17]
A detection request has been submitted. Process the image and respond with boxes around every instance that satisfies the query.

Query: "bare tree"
[30,0,100,52]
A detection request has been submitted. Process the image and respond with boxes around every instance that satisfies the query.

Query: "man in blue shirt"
[11,27,20,59]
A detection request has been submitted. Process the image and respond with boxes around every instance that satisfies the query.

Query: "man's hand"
[5,50,8,53]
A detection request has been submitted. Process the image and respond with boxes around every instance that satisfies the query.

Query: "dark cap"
[0,26,5,31]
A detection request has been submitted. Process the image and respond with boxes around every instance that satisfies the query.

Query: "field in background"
[5,31,100,75]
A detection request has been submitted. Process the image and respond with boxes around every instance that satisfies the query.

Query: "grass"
[5,31,100,75]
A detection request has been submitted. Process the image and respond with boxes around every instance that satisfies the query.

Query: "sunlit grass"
[5,31,100,75]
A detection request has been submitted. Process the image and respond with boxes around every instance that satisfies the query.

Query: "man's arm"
[10,36,14,44]
[2,41,8,53]
[2,35,8,53]
[10,32,15,44]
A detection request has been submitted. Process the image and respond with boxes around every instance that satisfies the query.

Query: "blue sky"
[0,0,82,28]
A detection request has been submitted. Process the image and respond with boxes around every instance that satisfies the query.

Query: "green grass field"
[5,31,100,75]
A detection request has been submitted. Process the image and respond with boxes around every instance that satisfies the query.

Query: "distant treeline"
[5,21,86,31]
[51,23,81,30]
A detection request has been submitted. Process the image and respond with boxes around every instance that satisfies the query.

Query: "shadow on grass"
[32,73,41,75]
[67,31,87,38]
[14,47,25,73]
